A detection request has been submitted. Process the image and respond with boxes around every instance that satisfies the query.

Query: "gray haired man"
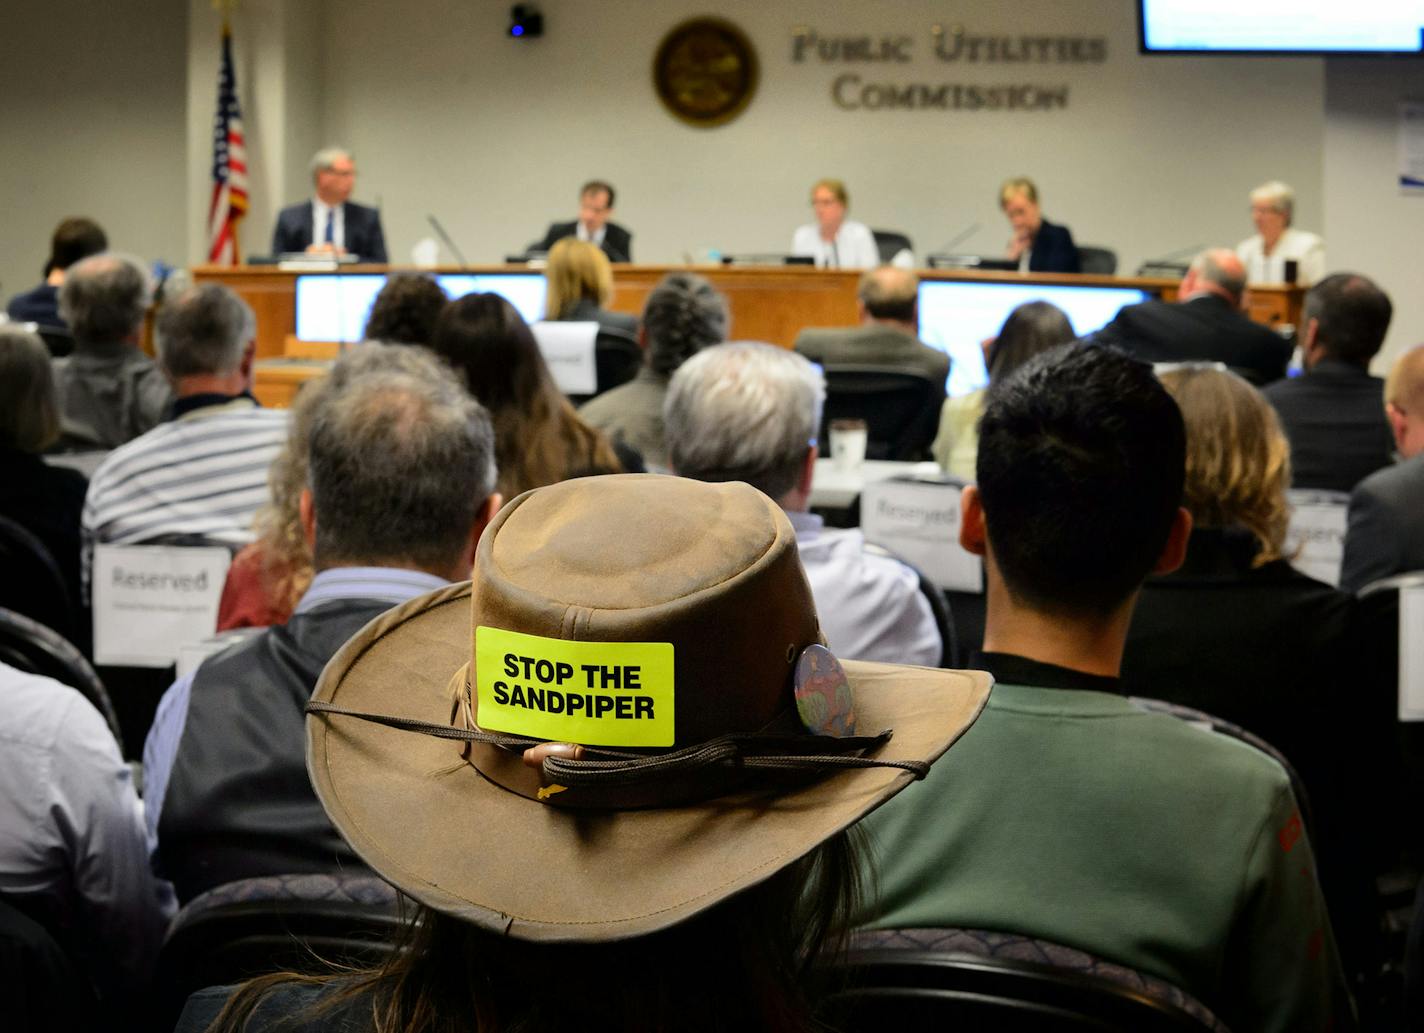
[82,283,289,567]
[665,341,941,666]
[270,146,388,261]
[52,252,173,450]
[144,343,502,902]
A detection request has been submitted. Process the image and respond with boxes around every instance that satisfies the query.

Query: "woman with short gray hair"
[1237,180,1325,286]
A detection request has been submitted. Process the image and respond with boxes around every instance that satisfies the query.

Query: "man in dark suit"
[1092,248,1292,385]
[1264,273,1394,492]
[1000,176,1080,273]
[531,180,632,263]
[793,266,950,391]
[1341,344,1424,592]
[270,147,388,263]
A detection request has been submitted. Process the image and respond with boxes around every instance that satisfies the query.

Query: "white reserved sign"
[531,321,598,396]
[92,545,231,667]
[861,477,982,593]
[1400,586,1424,722]
[1285,490,1349,587]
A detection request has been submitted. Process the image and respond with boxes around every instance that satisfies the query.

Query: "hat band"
[305,699,928,809]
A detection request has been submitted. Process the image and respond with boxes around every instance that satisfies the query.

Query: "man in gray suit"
[1340,343,1424,592]
[794,266,950,396]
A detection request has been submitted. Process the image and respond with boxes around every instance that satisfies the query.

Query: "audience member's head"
[985,300,1075,391]
[0,326,60,453]
[58,253,152,344]
[302,343,498,579]
[46,217,108,277]
[856,266,918,327]
[309,146,356,206]
[1385,344,1424,460]
[1180,248,1248,307]
[545,238,613,318]
[666,342,824,510]
[641,272,728,377]
[972,344,1187,619]
[431,292,620,496]
[155,283,256,386]
[1159,366,1290,565]
[363,273,449,346]
[1301,273,1393,370]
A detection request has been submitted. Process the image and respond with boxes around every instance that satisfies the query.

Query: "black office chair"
[0,896,96,1033]
[1076,246,1118,275]
[0,515,79,646]
[0,607,122,751]
[154,872,403,1030]
[871,229,914,265]
[560,326,641,406]
[821,366,942,462]
[862,542,958,668]
[816,927,1230,1032]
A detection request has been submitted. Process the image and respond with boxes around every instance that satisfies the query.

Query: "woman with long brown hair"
[430,292,621,498]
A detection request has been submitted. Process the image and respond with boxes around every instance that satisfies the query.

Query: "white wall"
[0,0,188,303]
[317,0,1324,273]
[1323,59,1424,368]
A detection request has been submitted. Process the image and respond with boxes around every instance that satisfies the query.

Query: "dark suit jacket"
[1340,453,1424,593]
[1093,293,1292,385]
[270,201,387,263]
[794,323,951,390]
[534,221,633,263]
[5,284,61,327]
[1264,360,1393,493]
[1028,218,1080,273]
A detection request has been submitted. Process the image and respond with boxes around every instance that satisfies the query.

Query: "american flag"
[207,26,248,264]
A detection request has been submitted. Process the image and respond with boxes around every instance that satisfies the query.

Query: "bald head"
[857,266,919,327]
[1385,344,1424,459]
[1182,248,1247,307]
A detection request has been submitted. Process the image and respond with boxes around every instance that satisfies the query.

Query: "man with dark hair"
[362,272,449,346]
[793,266,950,391]
[578,271,728,468]
[1094,248,1293,385]
[531,180,633,263]
[143,344,502,902]
[6,217,108,332]
[1264,273,1394,492]
[82,284,287,568]
[860,344,1352,1032]
[52,253,172,450]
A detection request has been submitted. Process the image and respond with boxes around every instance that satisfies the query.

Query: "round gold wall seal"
[653,18,759,128]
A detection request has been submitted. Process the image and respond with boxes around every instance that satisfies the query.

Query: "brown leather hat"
[307,474,989,942]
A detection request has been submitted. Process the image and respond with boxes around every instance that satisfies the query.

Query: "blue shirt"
[142,566,448,855]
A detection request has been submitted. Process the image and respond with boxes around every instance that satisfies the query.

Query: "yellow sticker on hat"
[475,627,674,747]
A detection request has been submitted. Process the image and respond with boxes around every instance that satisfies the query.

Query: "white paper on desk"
[1400,586,1424,722]
[531,321,598,396]
[1285,490,1349,587]
[861,478,982,593]
[92,545,231,667]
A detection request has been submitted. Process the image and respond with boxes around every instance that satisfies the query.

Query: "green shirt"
[860,663,1354,1033]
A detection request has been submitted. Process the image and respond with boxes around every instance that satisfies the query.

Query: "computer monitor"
[294,272,549,343]
[917,280,1150,397]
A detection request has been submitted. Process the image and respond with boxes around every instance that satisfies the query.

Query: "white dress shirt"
[312,198,345,251]
[1237,228,1326,286]
[0,661,173,993]
[792,220,881,269]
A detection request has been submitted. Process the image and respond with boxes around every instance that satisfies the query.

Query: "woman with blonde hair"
[431,292,622,497]
[1123,365,1381,983]
[543,237,637,335]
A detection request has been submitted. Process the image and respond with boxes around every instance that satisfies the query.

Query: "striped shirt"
[82,395,288,557]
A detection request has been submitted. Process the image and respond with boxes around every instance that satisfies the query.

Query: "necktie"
[324,208,335,245]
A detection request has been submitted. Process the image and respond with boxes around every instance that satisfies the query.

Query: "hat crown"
[472,475,821,745]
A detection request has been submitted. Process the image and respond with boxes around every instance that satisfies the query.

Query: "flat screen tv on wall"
[1138,1,1424,55]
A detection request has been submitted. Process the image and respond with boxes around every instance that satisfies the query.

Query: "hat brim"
[308,582,991,942]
